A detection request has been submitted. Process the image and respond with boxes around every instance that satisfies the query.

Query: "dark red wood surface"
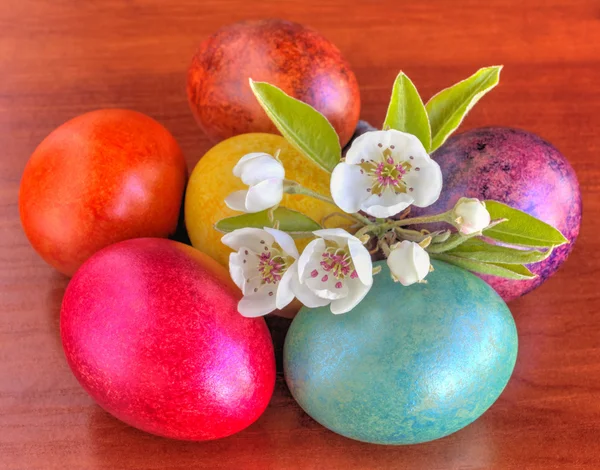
[1,1,599,468]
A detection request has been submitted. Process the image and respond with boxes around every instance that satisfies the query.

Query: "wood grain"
[1,0,599,468]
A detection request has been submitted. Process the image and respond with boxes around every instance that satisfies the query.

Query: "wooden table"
[1,0,599,468]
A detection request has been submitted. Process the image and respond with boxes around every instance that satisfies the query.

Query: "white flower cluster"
[221,129,492,316]
[223,227,373,317]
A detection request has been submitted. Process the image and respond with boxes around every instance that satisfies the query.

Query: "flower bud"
[453,198,491,235]
[224,152,285,213]
[386,240,431,286]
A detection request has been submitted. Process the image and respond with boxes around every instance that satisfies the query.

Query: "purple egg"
[412,127,582,302]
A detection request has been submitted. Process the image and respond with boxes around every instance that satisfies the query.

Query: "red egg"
[19,109,187,276]
[187,19,360,146]
[60,238,276,441]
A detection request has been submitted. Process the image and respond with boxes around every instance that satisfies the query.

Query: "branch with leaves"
[212,66,568,317]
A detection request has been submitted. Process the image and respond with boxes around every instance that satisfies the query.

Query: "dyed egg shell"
[187,19,360,146]
[284,260,517,445]
[19,109,187,276]
[184,133,353,265]
[413,127,582,301]
[61,238,275,441]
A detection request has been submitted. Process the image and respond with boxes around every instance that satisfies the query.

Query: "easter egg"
[61,238,275,441]
[19,109,187,276]
[187,19,360,146]
[284,260,517,445]
[412,127,581,301]
[185,133,353,268]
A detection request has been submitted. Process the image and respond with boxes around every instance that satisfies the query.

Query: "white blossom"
[330,130,443,218]
[294,229,373,314]
[225,152,284,213]
[386,240,431,286]
[222,227,298,317]
[453,198,491,235]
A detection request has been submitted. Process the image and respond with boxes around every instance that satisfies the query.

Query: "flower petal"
[245,178,283,213]
[238,289,277,317]
[403,157,443,208]
[348,239,373,285]
[233,152,269,176]
[237,155,285,186]
[330,163,371,214]
[228,252,246,290]
[275,262,296,310]
[412,242,431,281]
[360,190,413,218]
[305,272,348,300]
[345,130,391,164]
[291,273,331,308]
[298,238,325,281]
[224,190,249,212]
[313,228,358,248]
[330,278,371,314]
[263,227,299,258]
[387,130,428,163]
[221,228,275,253]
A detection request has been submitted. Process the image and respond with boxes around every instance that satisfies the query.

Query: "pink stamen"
[311,269,318,278]
[321,275,329,282]
[335,282,343,289]
[257,251,286,285]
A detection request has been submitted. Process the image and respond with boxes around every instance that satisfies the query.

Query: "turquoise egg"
[283,260,518,445]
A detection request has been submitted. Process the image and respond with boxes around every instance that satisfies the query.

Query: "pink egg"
[61,238,276,440]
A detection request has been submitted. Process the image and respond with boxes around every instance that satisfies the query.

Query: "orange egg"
[19,109,187,276]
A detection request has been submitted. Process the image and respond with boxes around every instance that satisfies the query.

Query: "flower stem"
[355,224,378,239]
[394,227,431,242]
[379,240,391,257]
[284,179,371,226]
[391,211,452,228]
[284,180,335,204]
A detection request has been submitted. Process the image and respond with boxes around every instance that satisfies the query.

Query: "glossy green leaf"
[426,66,502,152]
[432,253,536,280]
[383,72,431,151]
[215,207,321,236]
[484,200,568,247]
[249,79,341,173]
[448,237,553,264]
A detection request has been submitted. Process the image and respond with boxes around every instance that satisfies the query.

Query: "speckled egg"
[284,260,517,445]
[412,127,582,302]
[187,19,360,146]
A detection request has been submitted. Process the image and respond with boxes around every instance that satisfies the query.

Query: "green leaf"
[484,200,568,248]
[215,207,321,237]
[249,79,341,173]
[426,66,502,152]
[448,237,553,264]
[432,253,536,280]
[383,72,432,151]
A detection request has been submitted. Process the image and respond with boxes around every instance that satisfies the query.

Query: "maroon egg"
[413,127,581,301]
[187,19,360,146]
[60,238,276,441]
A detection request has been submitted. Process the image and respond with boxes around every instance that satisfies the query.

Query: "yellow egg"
[185,133,353,268]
